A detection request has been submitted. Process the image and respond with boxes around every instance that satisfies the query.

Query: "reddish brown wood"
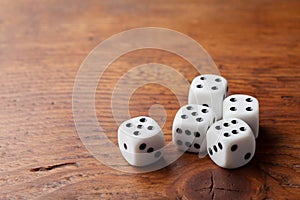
[0,0,299,199]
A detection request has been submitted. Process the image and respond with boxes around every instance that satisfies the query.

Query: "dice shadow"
[251,125,281,166]
[132,156,169,172]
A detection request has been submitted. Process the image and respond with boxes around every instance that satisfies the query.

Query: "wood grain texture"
[0,0,300,199]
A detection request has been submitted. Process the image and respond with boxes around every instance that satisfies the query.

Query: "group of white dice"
[118,74,259,169]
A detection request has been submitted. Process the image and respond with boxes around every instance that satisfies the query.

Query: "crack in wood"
[258,164,299,192]
[30,162,78,172]
[213,187,248,192]
[281,95,300,102]
[281,184,300,188]
[208,170,251,199]
[209,171,215,200]
[261,168,286,185]
[281,95,296,99]
[176,193,183,200]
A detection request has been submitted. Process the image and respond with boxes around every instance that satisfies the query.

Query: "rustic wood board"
[0,0,299,199]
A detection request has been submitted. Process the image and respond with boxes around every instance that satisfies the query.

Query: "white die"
[172,104,215,154]
[206,118,256,169]
[188,74,228,120]
[118,116,164,166]
[223,94,259,138]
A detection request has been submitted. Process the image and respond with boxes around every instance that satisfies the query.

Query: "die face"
[206,118,256,169]
[224,134,255,169]
[223,94,259,138]
[119,148,164,166]
[172,104,215,153]
[119,116,161,139]
[188,74,228,120]
[118,129,164,153]
[118,116,164,166]
[173,123,208,153]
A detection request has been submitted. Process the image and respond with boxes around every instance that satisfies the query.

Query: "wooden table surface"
[1,0,300,199]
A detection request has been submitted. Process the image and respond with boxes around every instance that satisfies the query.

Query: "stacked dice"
[118,74,259,169]
[183,74,259,169]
